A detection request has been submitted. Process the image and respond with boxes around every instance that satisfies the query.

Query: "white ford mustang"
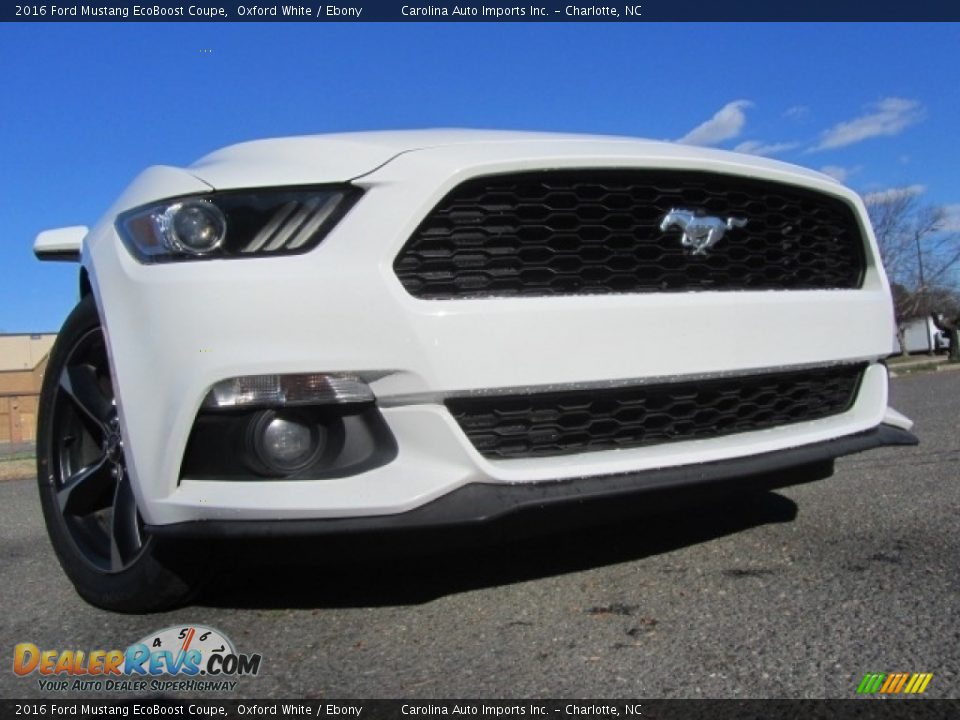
[33,129,917,611]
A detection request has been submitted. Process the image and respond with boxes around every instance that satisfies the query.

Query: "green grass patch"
[892,362,941,375]
[886,354,942,365]
[0,453,35,463]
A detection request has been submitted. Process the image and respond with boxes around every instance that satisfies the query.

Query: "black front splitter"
[146,424,917,539]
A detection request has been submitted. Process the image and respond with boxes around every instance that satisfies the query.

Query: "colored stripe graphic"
[857,673,885,694]
[880,674,898,693]
[903,674,920,693]
[904,673,933,694]
[858,672,933,694]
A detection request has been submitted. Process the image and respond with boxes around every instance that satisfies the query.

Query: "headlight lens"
[116,186,361,263]
[162,200,227,255]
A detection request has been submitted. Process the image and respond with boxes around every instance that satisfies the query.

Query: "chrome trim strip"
[376,358,881,408]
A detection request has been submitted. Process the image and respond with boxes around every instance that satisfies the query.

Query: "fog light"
[203,373,374,409]
[161,200,226,254]
[263,416,312,464]
[248,410,325,475]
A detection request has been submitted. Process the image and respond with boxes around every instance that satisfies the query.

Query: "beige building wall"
[0,334,56,372]
[0,334,55,444]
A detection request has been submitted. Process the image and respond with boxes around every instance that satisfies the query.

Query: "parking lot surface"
[2,371,957,699]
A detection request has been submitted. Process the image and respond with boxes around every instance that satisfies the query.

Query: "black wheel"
[37,295,203,612]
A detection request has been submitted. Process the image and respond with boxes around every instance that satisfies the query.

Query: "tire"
[36,294,204,612]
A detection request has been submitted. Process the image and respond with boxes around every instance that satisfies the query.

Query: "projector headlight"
[116,186,361,263]
[161,200,227,255]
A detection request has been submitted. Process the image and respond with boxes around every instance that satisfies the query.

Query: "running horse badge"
[659,208,748,255]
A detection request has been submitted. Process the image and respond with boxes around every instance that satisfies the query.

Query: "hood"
[186,129,841,189]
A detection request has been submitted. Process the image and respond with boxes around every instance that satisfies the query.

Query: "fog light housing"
[247,410,325,475]
[203,373,374,409]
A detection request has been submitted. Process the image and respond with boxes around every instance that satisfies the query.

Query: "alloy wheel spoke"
[60,365,114,433]
[58,455,113,516]
[110,472,142,571]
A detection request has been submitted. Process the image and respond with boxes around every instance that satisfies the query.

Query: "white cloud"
[811,97,924,151]
[733,140,799,157]
[677,100,752,146]
[862,184,926,205]
[940,204,960,232]
[819,165,861,183]
[783,105,810,120]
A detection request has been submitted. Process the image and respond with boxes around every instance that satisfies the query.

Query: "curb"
[889,362,960,378]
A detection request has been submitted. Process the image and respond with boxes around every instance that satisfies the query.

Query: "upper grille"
[395,170,866,299]
[447,364,865,460]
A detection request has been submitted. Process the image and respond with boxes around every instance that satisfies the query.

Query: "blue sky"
[1,22,958,332]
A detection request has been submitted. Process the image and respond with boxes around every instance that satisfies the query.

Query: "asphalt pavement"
[1,371,957,699]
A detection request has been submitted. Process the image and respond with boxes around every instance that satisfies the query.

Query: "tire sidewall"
[36,294,199,613]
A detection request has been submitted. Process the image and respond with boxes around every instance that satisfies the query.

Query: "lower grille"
[447,364,866,460]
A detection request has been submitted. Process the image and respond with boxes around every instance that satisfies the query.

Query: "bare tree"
[865,188,960,357]
[867,188,925,286]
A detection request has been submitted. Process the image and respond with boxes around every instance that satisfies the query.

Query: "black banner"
[2,700,960,720]
[4,0,960,22]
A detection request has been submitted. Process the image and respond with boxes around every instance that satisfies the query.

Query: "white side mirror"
[34,226,87,262]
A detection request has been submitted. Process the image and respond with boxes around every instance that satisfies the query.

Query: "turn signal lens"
[202,373,374,409]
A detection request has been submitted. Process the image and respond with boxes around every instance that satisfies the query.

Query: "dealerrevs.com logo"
[13,625,262,693]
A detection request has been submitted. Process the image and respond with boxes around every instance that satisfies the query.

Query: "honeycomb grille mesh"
[447,364,866,460]
[395,170,866,298]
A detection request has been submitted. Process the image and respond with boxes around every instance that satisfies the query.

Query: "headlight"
[161,200,227,255]
[115,186,361,263]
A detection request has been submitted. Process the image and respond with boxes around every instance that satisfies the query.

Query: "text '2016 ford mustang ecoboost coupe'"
[33,130,917,611]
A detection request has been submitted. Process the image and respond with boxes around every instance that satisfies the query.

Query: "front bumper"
[83,148,901,527]
[143,359,896,524]
[146,424,917,537]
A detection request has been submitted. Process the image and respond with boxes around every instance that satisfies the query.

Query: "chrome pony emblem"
[659,208,748,255]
